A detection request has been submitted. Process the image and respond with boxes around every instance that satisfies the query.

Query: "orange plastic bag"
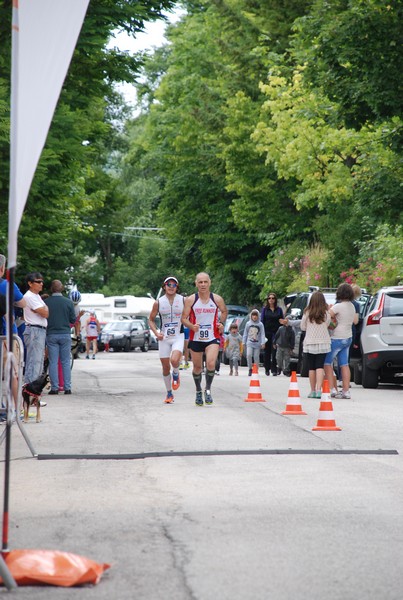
[1,549,110,587]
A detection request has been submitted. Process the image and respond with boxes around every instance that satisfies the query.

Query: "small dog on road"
[22,372,50,423]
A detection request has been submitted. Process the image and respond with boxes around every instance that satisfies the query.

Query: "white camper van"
[79,294,154,323]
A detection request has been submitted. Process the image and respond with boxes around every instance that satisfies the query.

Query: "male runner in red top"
[182,272,227,406]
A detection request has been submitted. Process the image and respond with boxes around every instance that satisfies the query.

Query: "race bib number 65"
[164,322,178,337]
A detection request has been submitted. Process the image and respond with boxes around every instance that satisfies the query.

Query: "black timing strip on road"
[37,449,398,460]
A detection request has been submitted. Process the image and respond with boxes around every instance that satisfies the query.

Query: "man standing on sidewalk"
[23,272,48,384]
[44,280,76,395]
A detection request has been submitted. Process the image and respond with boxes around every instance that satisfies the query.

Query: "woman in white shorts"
[148,276,184,404]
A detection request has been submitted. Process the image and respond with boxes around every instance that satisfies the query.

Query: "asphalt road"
[1,350,403,599]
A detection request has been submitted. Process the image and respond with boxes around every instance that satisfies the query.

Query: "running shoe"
[340,391,351,399]
[164,391,174,404]
[183,362,190,370]
[204,390,213,405]
[307,391,316,398]
[195,391,203,406]
[172,372,180,391]
[330,388,337,398]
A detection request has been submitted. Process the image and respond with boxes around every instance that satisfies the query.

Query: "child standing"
[300,291,331,398]
[242,309,265,376]
[273,318,295,376]
[224,322,243,375]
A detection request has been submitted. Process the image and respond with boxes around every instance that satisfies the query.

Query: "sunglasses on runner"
[166,282,177,288]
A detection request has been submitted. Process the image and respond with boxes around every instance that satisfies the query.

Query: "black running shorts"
[188,339,219,353]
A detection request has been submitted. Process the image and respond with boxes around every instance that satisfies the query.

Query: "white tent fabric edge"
[8,0,90,268]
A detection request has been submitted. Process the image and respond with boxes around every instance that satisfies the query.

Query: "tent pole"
[0,267,18,588]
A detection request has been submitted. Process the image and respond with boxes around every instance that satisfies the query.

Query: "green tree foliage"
[124,0,312,302]
[0,0,174,288]
[292,0,403,127]
[245,0,403,292]
[341,224,403,291]
[2,0,402,301]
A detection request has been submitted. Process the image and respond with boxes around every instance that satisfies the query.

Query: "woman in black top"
[261,292,284,375]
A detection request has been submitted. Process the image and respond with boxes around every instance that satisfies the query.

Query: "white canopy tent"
[3,0,90,587]
[8,0,90,268]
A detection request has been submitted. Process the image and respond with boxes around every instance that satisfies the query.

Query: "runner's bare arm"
[181,295,199,332]
[214,294,228,333]
[149,301,164,340]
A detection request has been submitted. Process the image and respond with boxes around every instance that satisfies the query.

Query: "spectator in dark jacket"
[44,280,76,395]
[273,318,295,377]
[261,293,284,376]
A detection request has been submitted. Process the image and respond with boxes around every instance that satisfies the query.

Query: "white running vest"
[189,293,219,342]
[158,294,184,339]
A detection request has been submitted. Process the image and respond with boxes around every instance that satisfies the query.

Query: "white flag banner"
[8,0,90,268]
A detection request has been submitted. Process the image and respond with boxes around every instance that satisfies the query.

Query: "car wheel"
[300,353,309,377]
[124,339,131,353]
[362,362,378,389]
[354,363,362,386]
[141,340,149,352]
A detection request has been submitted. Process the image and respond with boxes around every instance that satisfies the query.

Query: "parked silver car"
[354,286,403,388]
[101,319,149,352]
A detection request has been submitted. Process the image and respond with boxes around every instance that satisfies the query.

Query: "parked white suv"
[356,286,403,388]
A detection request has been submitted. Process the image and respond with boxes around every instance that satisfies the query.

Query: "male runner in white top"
[149,276,185,404]
[182,272,227,406]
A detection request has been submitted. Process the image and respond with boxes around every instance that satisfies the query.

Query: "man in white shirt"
[23,272,48,384]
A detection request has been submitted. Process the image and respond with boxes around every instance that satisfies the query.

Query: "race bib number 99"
[197,324,212,341]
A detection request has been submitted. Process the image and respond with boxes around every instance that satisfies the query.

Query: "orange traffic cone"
[244,363,266,402]
[282,371,306,415]
[312,380,341,431]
